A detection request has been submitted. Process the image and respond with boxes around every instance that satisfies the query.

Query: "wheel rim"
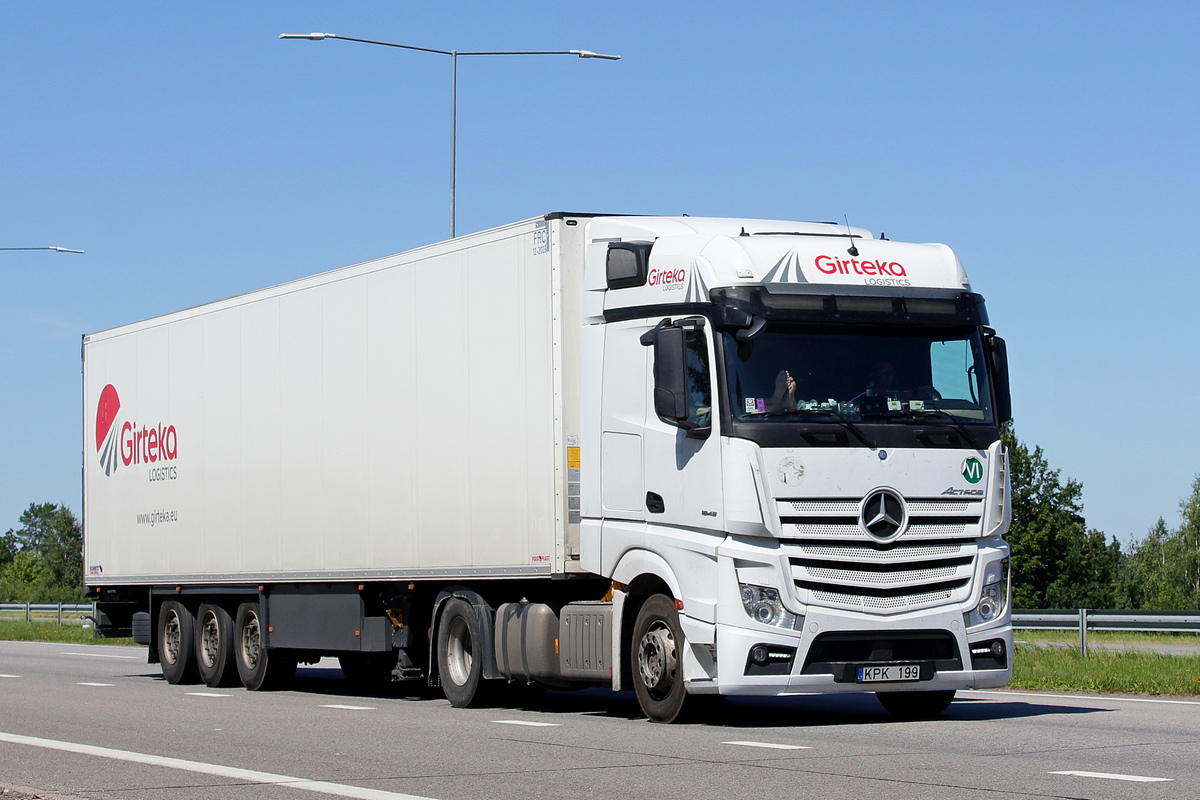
[445,615,473,687]
[638,621,677,700]
[241,612,261,670]
[162,610,181,665]
[200,612,219,668]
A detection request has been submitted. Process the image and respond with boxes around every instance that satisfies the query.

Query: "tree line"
[2,426,1198,608]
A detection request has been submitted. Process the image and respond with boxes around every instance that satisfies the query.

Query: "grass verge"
[0,620,134,646]
[1011,643,1200,696]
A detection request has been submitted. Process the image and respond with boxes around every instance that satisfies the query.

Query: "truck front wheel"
[631,594,691,723]
[158,600,199,684]
[196,603,238,688]
[437,598,490,707]
[234,602,296,691]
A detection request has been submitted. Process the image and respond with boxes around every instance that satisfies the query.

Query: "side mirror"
[652,326,689,422]
[986,335,1012,425]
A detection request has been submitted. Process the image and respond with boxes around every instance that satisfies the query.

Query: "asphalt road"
[1,640,1196,800]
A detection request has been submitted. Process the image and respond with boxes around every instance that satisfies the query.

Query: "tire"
[338,652,399,686]
[234,602,296,691]
[436,598,491,708]
[876,689,956,718]
[157,600,200,685]
[195,603,238,688]
[631,594,693,723]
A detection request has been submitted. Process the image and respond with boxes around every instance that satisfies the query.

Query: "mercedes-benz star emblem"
[861,489,906,539]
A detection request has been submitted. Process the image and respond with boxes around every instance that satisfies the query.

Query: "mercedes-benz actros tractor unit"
[84,214,1013,722]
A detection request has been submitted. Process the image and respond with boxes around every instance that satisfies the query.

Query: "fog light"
[991,640,1005,659]
[751,645,770,665]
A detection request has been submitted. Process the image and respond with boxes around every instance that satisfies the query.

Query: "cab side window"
[685,331,711,428]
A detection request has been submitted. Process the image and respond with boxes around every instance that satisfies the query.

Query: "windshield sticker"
[909,400,925,411]
[744,398,766,414]
[887,399,903,411]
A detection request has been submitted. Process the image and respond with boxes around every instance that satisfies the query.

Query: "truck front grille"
[777,496,983,614]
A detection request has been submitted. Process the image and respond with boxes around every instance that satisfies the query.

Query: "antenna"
[843,215,859,256]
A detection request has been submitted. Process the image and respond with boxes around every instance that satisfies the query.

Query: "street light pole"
[280,32,620,238]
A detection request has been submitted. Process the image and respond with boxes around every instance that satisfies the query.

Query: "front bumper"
[711,606,1013,696]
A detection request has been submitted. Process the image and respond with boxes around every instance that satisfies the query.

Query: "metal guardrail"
[1013,609,1200,656]
[0,602,97,625]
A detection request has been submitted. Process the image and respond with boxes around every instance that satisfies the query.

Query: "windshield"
[722,323,994,425]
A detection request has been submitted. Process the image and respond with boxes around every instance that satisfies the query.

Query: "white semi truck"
[83,214,1013,722]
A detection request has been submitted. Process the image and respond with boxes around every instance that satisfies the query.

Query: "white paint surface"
[0,730,441,800]
[1051,771,1172,783]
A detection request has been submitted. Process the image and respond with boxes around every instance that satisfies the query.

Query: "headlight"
[739,584,803,630]
[964,557,1009,628]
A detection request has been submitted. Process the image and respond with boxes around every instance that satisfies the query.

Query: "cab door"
[640,318,724,533]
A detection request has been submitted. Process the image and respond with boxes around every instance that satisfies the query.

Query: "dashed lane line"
[76,682,114,687]
[0,730,441,800]
[492,720,562,727]
[60,651,140,660]
[0,674,20,678]
[186,692,232,697]
[722,741,811,750]
[1051,771,1173,783]
[321,704,376,711]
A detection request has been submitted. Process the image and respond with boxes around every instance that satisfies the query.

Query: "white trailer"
[84,214,1013,721]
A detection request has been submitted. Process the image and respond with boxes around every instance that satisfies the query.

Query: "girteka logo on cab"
[95,384,179,477]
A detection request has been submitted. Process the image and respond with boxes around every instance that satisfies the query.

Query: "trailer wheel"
[158,601,200,684]
[631,594,693,723]
[876,690,956,718]
[195,603,238,688]
[235,602,296,691]
[437,598,490,707]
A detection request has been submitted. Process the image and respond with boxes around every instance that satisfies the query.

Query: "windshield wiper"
[899,408,982,449]
[784,408,877,448]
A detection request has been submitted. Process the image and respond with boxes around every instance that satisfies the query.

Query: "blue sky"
[3,2,1198,545]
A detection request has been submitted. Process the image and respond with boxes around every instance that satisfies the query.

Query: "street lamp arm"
[280,34,620,60]
[280,32,453,55]
[458,50,621,60]
[0,247,84,253]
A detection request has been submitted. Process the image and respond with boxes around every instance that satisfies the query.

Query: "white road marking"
[722,741,811,750]
[186,692,231,697]
[1051,770,1173,783]
[0,730,441,800]
[967,689,1200,707]
[76,682,114,687]
[61,651,140,660]
[0,674,20,678]
[321,704,376,711]
[491,720,562,727]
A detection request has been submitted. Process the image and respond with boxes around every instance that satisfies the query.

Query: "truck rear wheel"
[876,690,956,718]
[631,594,691,723]
[235,602,296,691]
[437,598,490,708]
[158,600,200,684]
[195,603,238,688]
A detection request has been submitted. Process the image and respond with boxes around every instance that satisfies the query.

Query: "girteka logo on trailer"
[95,384,179,477]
